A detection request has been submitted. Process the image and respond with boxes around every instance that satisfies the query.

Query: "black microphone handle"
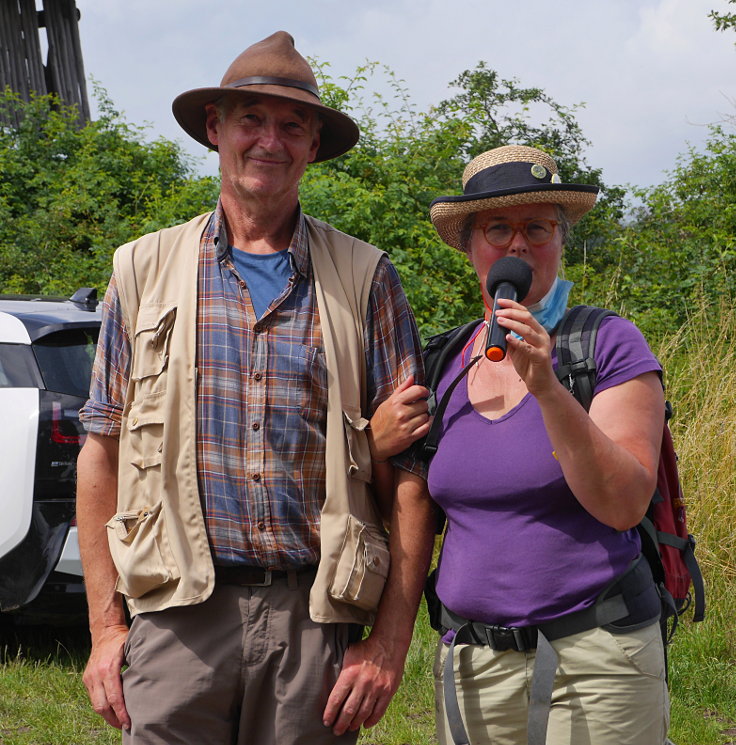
[484,281,518,361]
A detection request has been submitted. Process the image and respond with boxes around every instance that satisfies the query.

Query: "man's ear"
[307,120,322,163]
[204,104,220,148]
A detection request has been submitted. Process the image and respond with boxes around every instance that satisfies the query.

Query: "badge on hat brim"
[551,173,561,184]
[531,164,547,180]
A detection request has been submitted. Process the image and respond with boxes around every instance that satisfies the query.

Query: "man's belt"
[214,565,314,587]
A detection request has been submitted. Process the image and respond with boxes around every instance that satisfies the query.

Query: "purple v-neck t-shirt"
[429,315,661,627]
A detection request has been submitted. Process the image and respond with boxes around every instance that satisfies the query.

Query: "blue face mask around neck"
[526,276,573,333]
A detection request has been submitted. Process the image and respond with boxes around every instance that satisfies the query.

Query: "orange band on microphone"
[485,346,505,362]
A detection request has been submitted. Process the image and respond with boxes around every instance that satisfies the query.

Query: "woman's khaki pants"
[434,621,670,745]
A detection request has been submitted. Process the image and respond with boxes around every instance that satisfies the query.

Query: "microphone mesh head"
[486,257,533,300]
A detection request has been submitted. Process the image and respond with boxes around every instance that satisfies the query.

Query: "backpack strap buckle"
[481,624,536,652]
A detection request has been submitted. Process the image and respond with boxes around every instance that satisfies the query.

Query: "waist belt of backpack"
[440,554,661,745]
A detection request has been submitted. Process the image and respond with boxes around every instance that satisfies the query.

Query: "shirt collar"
[212,200,310,279]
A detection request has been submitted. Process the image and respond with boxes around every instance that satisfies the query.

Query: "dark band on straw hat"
[467,161,559,193]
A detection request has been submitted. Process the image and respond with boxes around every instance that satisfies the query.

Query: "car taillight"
[51,401,86,445]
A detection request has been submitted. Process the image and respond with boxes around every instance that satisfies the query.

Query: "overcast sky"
[70,0,735,190]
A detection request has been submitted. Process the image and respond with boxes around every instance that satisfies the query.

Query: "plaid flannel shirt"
[81,204,424,569]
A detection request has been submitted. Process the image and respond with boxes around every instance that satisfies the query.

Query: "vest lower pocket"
[328,514,390,611]
[106,502,181,599]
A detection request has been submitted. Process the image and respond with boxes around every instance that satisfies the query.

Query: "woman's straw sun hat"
[430,145,599,249]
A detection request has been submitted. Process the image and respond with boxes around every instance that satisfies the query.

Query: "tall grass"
[655,302,736,744]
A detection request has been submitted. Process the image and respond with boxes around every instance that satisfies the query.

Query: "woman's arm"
[496,298,664,530]
[366,375,430,462]
[366,375,430,524]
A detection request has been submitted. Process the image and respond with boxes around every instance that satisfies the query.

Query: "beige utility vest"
[109,212,388,625]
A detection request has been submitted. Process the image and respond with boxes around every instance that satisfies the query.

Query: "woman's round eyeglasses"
[479,218,558,248]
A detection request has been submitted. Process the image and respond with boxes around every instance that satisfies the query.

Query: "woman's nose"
[506,229,529,255]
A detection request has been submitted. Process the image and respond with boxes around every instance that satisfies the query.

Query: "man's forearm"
[369,469,436,652]
[323,469,436,735]
[76,433,126,636]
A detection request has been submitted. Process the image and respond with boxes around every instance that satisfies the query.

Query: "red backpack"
[555,305,705,631]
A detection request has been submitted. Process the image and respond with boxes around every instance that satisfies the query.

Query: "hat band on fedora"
[465,161,555,196]
[226,75,320,98]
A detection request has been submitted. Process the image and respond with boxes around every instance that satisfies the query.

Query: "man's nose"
[256,121,283,151]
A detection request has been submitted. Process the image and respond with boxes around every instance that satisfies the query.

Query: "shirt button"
[254,323,263,333]
[253,372,262,381]
[239,280,246,288]
[252,473,261,482]
[252,422,260,431]
[257,521,266,531]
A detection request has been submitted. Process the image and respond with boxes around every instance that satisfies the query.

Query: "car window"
[0,343,44,388]
[32,328,99,398]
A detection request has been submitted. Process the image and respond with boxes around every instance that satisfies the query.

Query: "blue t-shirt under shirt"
[231,246,292,319]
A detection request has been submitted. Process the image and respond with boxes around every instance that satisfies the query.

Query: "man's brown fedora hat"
[430,145,600,250]
[172,31,359,162]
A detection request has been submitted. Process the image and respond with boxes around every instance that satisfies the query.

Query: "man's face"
[205,94,321,207]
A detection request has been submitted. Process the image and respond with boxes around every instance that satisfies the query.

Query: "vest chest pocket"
[106,502,181,599]
[126,393,164,471]
[131,304,177,387]
[126,303,175,482]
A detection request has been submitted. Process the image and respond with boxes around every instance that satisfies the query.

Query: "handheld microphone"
[484,257,533,362]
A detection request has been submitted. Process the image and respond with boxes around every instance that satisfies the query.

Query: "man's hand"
[323,471,436,736]
[322,635,404,735]
[82,624,130,730]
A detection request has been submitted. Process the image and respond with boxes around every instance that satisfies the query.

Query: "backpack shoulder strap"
[424,320,482,412]
[420,319,482,460]
[555,305,618,411]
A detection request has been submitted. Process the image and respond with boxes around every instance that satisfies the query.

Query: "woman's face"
[467,202,564,308]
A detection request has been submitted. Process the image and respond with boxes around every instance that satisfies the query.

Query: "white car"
[0,288,100,624]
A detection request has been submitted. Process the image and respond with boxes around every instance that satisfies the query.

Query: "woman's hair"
[459,214,476,254]
[458,205,572,253]
[555,206,571,244]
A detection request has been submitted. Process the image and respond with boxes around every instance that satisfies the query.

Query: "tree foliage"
[1,57,733,345]
[592,125,736,341]
[710,0,736,36]
[0,86,219,294]
[301,62,625,336]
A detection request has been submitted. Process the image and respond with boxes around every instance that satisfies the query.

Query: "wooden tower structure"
[0,0,89,125]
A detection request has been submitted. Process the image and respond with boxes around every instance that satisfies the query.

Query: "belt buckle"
[251,569,272,587]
